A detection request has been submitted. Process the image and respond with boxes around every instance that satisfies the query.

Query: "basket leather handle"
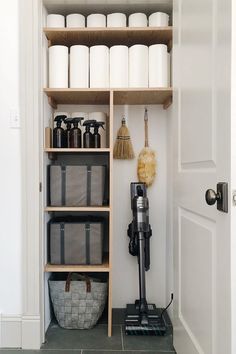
[65,272,91,293]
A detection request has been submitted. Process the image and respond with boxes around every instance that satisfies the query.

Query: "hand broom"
[113,117,135,159]
[137,108,157,187]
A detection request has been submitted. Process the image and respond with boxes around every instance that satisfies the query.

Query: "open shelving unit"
[44,87,172,109]
[43,24,173,338]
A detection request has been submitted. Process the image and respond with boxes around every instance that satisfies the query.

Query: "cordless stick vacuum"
[125,182,167,336]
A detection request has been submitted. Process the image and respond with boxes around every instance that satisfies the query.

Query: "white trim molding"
[21,316,41,349]
[0,315,22,348]
[19,0,42,349]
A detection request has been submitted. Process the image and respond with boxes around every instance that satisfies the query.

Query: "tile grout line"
[120,325,124,351]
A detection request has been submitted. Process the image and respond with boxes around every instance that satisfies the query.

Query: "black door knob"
[205,189,221,206]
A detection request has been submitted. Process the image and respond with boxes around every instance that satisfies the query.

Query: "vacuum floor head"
[125,304,167,336]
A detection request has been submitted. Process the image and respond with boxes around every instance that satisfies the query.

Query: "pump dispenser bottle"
[70,117,84,148]
[93,121,105,148]
[53,115,66,148]
[83,120,97,148]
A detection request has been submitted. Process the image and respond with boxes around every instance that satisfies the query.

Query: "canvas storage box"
[48,164,107,206]
[49,217,104,265]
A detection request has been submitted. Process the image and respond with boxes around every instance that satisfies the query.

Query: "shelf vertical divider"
[108,90,114,337]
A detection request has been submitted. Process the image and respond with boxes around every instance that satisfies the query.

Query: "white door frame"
[19,0,43,349]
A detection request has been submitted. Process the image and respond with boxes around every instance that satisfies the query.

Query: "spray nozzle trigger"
[94,121,105,130]
[71,117,84,126]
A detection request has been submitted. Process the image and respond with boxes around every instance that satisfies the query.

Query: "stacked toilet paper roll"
[87,14,106,27]
[90,46,109,88]
[149,44,169,87]
[49,46,68,88]
[128,13,147,27]
[47,14,65,27]
[110,46,128,88]
[89,112,107,148]
[129,45,148,88]
[70,45,89,88]
[66,14,85,27]
[149,12,169,27]
[107,13,126,27]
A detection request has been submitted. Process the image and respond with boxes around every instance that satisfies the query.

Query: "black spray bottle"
[83,120,97,148]
[53,115,66,148]
[64,118,73,148]
[70,117,84,148]
[93,121,105,148]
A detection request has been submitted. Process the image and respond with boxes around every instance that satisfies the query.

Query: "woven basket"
[49,273,107,329]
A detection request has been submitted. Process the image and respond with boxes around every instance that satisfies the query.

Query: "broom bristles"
[113,118,135,159]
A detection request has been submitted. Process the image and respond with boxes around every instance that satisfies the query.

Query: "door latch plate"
[217,182,228,213]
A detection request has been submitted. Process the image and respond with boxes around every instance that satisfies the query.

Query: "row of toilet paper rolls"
[47,12,169,28]
[49,44,170,88]
[55,111,108,148]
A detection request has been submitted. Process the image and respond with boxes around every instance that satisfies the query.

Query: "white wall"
[52,104,168,309]
[112,105,167,307]
[0,0,22,315]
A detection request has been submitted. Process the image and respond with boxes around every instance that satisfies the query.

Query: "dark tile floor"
[0,309,176,354]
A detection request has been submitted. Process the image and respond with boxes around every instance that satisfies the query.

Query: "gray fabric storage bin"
[49,219,104,265]
[48,165,107,206]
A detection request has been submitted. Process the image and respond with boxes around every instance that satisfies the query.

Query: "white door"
[173,0,232,353]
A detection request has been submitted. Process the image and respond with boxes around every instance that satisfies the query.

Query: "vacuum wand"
[125,182,166,336]
[128,183,152,323]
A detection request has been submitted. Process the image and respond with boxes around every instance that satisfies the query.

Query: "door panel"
[173,0,231,353]
[179,209,215,354]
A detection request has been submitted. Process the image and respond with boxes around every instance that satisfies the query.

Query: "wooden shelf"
[45,256,110,273]
[45,148,110,153]
[44,88,172,108]
[44,26,172,48]
[44,88,110,105]
[114,88,172,106]
[45,206,110,212]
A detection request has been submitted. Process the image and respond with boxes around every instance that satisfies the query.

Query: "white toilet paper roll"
[72,112,88,119]
[129,45,148,88]
[167,52,171,86]
[90,46,109,88]
[49,46,68,88]
[110,46,128,88]
[87,14,106,27]
[128,13,147,27]
[89,112,107,148]
[149,44,169,88]
[107,13,126,27]
[149,12,169,27]
[47,14,65,27]
[66,14,85,27]
[70,45,89,88]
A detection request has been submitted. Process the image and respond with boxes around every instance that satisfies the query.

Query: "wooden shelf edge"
[43,26,172,32]
[44,263,110,273]
[45,206,110,212]
[44,87,172,92]
[44,148,111,153]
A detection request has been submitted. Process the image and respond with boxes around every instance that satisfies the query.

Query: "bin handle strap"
[65,273,91,293]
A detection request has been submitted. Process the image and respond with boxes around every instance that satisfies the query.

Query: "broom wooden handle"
[144,109,149,147]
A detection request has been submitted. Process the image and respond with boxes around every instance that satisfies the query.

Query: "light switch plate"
[10,109,20,128]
